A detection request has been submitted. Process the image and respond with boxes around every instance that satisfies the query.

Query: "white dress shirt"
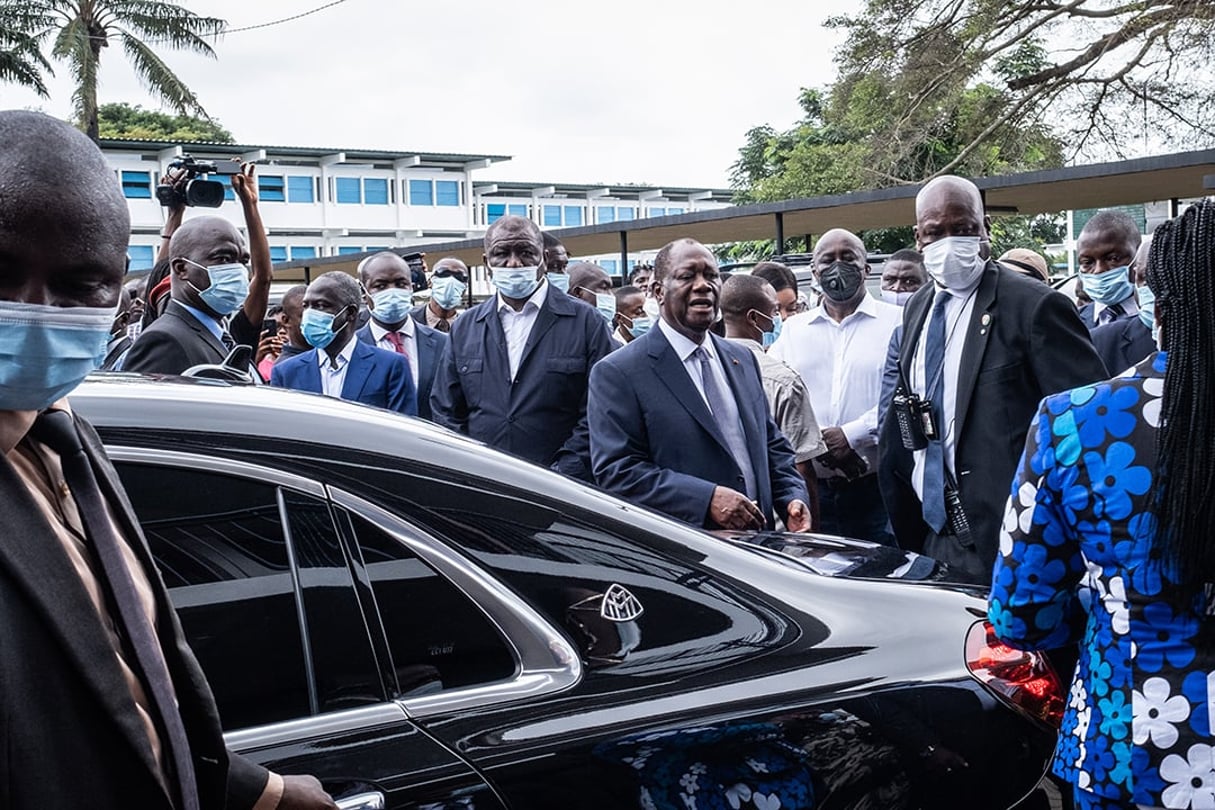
[316,337,357,398]
[369,317,419,387]
[657,318,731,413]
[1094,291,1139,323]
[497,279,549,380]
[768,294,901,477]
[909,284,979,501]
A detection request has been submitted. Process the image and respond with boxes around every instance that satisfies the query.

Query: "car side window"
[116,463,311,730]
[341,510,517,697]
[284,491,385,713]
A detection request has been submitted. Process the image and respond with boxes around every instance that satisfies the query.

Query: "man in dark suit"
[1091,239,1157,375]
[0,110,335,810]
[1074,210,1142,330]
[588,238,811,531]
[124,163,273,375]
[355,252,448,420]
[431,216,614,477]
[878,176,1107,582]
[271,272,417,415]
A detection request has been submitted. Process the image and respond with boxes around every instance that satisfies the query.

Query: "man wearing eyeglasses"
[412,257,468,334]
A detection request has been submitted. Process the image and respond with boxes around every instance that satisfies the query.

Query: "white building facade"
[102,138,732,275]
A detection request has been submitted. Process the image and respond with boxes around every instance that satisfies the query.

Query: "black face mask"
[819,261,864,303]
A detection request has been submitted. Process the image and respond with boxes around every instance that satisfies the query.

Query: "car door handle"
[336,791,385,810]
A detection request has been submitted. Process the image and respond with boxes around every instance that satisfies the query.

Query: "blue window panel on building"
[508,204,528,217]
[287,175,315,203]
[336,178,361,204]
[617,207,635,221]
[290,246,317,261]
[598,206,616,224]
[269,246,288,263]
[487,203,506,223]
[338,246,363,255]
[121,171,152,199]
[542,206,562,226]
[564,206,583,226]
[601,260,618,274]
[127,245,155,271]
[668,207,685,215]
[435,180,460,206]
[259,175,286,202]
[648,207,665,218]
[365,246,390,252]
[364,178,390,205]
[409,179,433,206]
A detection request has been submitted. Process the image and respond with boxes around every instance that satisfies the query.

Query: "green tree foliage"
[826,0,1215,171]
[0,5,52,97]
[97,101,233,142]
[1,1,226,141]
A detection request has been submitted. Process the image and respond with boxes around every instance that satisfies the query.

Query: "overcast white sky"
[0,0,857,189]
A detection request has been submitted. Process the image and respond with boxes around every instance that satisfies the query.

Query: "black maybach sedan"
[73,374,1067,810]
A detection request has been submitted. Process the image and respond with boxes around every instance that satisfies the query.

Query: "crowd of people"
[4,107,1215,810]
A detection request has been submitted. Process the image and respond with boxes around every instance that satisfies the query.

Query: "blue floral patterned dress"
[990,352,1215,809]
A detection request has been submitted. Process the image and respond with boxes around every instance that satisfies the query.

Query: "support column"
[775,212,785,255]
[620,230,628,279]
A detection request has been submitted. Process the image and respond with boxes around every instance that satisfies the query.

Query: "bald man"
[0,110,335,810]
[124,216,253,375]
[355,252,447,420]
[878,175,1107,582]
[768,228,901,544]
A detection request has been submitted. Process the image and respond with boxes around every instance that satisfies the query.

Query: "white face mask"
[881,288,916,307]
[922,236,985,291]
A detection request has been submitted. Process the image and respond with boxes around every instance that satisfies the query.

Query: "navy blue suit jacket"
[269,339,417,415]
[355,321,447,421]
[430,285,614,473]
[1091,315,1156,376]
[587,326,808,529]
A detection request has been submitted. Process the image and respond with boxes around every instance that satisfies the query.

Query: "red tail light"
[965,621,1064,728]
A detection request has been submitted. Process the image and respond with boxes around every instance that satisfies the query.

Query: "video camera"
[155,155,241,209]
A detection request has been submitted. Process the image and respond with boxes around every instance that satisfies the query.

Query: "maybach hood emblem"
[600,584,644,622]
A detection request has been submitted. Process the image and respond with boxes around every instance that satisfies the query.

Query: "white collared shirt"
[497,279,549,379]
[909,283,979,501]
[1094,291,1139,323]
[657,318,733,413]
[316,337,357,398]
[369,317,419,386]
[768,294,901,477]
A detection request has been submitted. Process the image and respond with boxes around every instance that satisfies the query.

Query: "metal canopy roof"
[271,148,1215,282]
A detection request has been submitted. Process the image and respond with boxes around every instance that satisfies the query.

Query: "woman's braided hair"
[1147,198,1215,587]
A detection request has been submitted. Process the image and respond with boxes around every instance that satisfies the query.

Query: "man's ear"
[171,258,189,279]
[913,225,922,252]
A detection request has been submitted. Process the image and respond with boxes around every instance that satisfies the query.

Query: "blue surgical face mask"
[183,259,249,316]
[594,292,615,324]
[624,314,652,338]
[1082,264,1134,306]
[430,275,466,310]
[490,265,541,299]
[370,287,412,324]
[301,306,350,350]
[1137,283,1155,333]
[752,310,783,348]
[0,300,116,411]
[546,272,570,294]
